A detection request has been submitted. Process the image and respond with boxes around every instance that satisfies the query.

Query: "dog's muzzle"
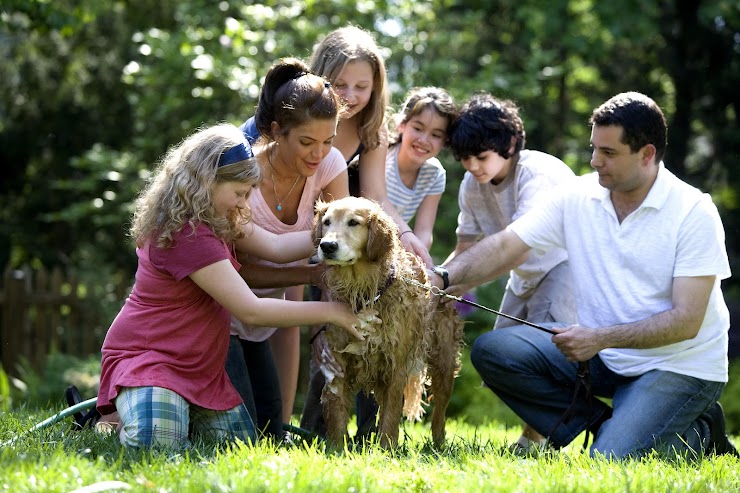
[319,240,339,259]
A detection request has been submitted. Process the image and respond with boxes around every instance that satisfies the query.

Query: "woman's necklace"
[268,147,301,211]
[271,171,300,211]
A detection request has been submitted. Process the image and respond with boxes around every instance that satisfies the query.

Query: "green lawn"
[1,408,738,493]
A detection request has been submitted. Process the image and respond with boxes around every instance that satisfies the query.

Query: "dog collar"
[356,262,397,311]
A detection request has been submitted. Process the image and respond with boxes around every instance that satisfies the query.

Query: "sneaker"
[507,441,554,459]
[280,430,296,447]
[702,402,739,457]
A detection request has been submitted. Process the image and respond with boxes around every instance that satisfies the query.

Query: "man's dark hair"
[589,92,668,163]
[448,92,525,161]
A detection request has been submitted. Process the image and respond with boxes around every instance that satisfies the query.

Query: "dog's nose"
[320,241,338,255]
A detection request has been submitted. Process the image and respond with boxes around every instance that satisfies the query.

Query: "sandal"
[65,385,101,430]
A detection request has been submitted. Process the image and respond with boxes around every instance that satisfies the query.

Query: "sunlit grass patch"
[0,411,738,493]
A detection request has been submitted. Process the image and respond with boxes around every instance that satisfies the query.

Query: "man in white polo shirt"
[430,92,737,458]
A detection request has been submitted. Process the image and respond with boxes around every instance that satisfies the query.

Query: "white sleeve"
[674,194,731,279]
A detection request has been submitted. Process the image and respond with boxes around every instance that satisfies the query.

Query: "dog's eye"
[348,219,360,226]
[323,218,331,226]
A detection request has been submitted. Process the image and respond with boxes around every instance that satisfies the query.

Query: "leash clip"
[429,285,445,297]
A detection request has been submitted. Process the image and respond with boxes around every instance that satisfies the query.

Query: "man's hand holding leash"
[551,325,602,362]
[428,263,596,363]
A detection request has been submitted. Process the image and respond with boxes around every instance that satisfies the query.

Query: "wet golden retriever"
[314,196,464,448]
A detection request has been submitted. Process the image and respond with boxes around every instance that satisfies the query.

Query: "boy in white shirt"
[444,93,577,452]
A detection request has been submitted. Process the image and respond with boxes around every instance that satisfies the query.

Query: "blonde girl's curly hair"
[309,25,389,150]
[130,123,261,248]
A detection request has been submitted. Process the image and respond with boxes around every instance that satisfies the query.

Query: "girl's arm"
[190,259,361,338]
[357,140,389,204]
[411,193,442,250]
[358,139,434,266]
[234,224,314,263]
[389,201,433,266]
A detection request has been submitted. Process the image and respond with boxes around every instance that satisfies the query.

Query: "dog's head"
[313,196,397,265]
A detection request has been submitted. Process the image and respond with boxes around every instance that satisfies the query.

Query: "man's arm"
[552,275,715,361]
[438,240,483,296]
[444,239,476,263]
[429,228,531,290]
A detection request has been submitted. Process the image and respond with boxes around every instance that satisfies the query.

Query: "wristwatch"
[431,265,450,290]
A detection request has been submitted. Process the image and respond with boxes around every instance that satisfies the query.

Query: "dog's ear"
[313,200,329,246]
[366,207,396,262]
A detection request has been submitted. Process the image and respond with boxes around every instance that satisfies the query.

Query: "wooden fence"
[0,264,130,375]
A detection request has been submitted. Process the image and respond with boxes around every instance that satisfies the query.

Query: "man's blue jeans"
[470,324,725,458]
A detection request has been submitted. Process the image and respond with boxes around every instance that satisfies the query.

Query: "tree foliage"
[1,0,738,298]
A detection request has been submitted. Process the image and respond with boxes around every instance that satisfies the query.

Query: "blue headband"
[218,141,254,167]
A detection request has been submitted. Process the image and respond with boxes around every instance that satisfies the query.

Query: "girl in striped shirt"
[385,87,457,249]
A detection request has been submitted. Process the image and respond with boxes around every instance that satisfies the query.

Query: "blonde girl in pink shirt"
[97,123,365,449]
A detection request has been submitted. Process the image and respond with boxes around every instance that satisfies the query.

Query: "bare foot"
[95,412,120,434]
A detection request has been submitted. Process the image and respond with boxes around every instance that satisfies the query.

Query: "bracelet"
[399,230,413,239]
[309,325,328,345]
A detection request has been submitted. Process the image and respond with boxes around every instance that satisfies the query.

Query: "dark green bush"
[722,358,740,434]
[12,352,101,409]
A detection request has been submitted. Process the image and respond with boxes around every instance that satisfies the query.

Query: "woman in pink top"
[229,58,349,440]
[97,123,365,449]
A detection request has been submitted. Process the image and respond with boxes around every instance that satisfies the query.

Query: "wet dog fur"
[314,196,464,448]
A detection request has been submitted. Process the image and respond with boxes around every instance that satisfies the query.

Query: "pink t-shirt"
[232,147,346,342]
[97,223,242,414]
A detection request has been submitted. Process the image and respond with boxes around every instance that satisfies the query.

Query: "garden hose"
[1,397,322,446]
[1,397,97,447]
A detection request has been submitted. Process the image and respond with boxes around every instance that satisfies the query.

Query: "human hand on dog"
[330,308,381,356]
[326,301,367,340]
[551,325,602,362]
[312,308,381,377]
[309,262,329,291]
[400,231,433,267]
[312,332,344,380]
[354,308,382,337]
[440,283,473,301]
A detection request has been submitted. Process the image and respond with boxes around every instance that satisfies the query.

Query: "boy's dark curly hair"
[448,92,526,161]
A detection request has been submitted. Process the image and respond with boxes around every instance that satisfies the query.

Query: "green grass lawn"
[1,408,738,493]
